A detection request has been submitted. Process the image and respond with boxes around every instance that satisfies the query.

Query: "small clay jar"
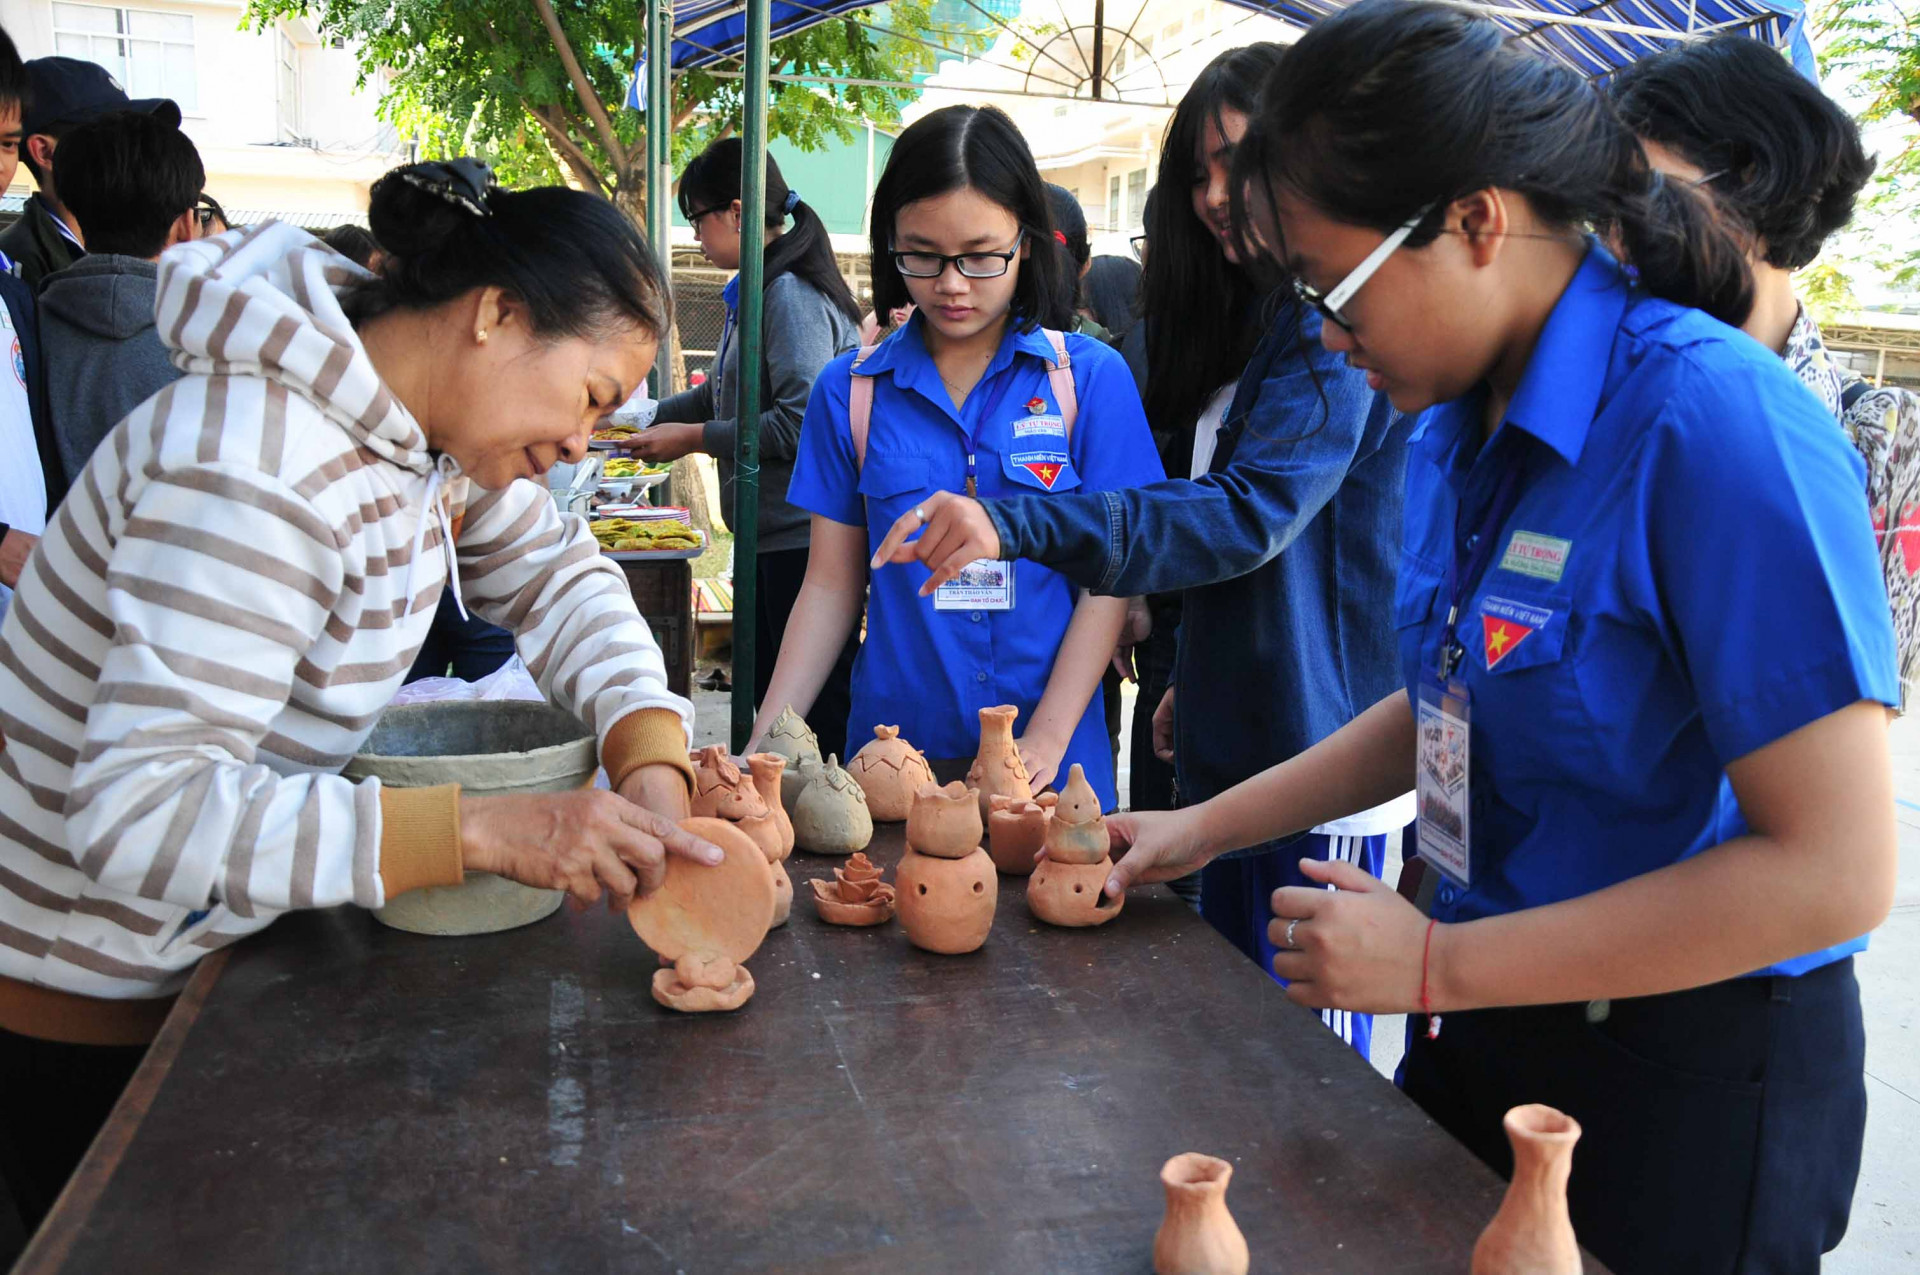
[987,795,1048,876]
[808,852,896,926]
[1043,764,1107,865]
[746,754,795,860]
[895,846,996,955]
[1028,859,1123,928]
[906,781,984,858]
[848,725,934,822]
[1153,1153,1249,1275]
[690,746,769,822]
[966,704,1033,824]
[1472,1105,1582,1275]
[791,755,874,855]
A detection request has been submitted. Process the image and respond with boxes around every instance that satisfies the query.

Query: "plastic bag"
[388,658,545,708]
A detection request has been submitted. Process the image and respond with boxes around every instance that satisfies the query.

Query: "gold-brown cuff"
[377,783,466,899]
[602,708,695,793]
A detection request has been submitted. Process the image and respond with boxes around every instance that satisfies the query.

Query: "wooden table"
[19,824,1610,1274]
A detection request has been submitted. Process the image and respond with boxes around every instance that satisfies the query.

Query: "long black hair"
[677,137,861,324]
[1083,255,1142,337]
[1045,182,1091,308]
[1612,35,1874,272]
[867,104,1074,332]
[1240,0,1752,327]
[1142,43,1284,440]
[349,159,670,341]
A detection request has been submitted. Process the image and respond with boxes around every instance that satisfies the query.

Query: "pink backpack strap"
[847,343,883,472]
[1042,328,1078,445]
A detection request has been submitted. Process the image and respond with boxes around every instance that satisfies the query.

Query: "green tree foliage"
[1819,0,1920,287]
[247,0,957,214]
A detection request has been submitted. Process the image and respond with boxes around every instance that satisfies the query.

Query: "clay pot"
[1042,764,1107,865]
[907,781,985,858]
[895,847,996,954]
[809,852,896,926]
[987,795,1048,876]
[791,755,874,855]
[848,725,934,822]
[627,817,775,1014]
[1472,1105,1582,1275]
[690,746,769,822]
[1028,858,1123,928]
[763,706,823,812]
[769,859,793,929]
[746,754,795,861]
[1153,1153,1249,1275]
[966,704,1033,824]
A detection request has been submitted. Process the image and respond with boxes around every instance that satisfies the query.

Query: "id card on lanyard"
[1416,469,1523,888]
[931,388,1018,612]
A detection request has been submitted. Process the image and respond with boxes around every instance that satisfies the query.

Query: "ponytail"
[1245,0,1754,328]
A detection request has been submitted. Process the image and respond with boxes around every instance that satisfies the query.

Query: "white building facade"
[0,0,407,225]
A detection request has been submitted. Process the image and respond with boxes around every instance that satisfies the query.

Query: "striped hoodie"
[0,223,693,1039]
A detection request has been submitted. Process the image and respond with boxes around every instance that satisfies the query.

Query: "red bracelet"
[1421,917,1443,1040]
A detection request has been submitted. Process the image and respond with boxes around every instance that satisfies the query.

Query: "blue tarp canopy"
[636,0,1813,87]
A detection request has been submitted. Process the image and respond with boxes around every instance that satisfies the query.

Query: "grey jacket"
[40,254,184,492]
[656,271,857,554]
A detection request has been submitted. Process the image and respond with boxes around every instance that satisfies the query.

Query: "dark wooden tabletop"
[19,820,1610,1275]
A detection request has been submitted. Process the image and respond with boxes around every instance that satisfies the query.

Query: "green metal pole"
[730,0,770,752]
[647,0,672,402]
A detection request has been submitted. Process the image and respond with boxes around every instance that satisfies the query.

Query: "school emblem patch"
[1479,595,1553,670]
[1021,460,1064,489]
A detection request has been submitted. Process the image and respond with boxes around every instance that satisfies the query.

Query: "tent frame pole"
[647,0,673,400]
[730,0,771,752]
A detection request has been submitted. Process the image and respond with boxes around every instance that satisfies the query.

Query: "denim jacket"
[984,302,1413,848]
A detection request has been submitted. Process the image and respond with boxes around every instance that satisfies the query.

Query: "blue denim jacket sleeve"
[984,310,1393,597]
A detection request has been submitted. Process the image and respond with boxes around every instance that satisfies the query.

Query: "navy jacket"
[985,302,1413,842]
[0,268,62,522]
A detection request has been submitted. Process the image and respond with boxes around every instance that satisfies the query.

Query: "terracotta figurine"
[809,852,896,926]
[895,782,997,954]
[1027,765,1123,927]
[966,704,1033,824]
[1152,1153,1249,1275]
[847,724,934,821]
[688,745,789,926]
[627,818,775,1013]
[1472,1105,1583,1275]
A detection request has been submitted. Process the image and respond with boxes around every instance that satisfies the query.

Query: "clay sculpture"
[627,817,775,1013]
[1472,1105,1583,1275]
[895,782,996,954]
[791,755,874,855]
[966,704,1033,824]
[987,794,1048,876]
[809,852,896,926]
[746,754,796,859]
[847,725,934,821]
[689,746,790,927]
[1152,1153,1250,1275]
[762,705,823,811]
[1027,765,1122,927]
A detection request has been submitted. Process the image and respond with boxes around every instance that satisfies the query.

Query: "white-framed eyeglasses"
[1291,203,1435,332]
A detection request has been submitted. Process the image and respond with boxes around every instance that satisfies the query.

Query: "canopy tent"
[638,0,1818,749]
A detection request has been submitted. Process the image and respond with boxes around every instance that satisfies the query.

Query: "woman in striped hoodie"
[0,160,715,1235]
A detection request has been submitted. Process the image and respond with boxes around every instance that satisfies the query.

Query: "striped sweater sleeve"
[60,461,391,915]
[454,480,695,787]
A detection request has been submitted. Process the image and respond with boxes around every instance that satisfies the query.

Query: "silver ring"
[1284,918,1301,949]
[914,506,929,522]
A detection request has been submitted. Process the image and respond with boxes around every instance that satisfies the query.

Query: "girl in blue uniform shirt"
[751,105,1163,806]
[1100,5,1897,1272]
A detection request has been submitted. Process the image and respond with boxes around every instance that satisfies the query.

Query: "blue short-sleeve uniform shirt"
[789,315,1165,809]
[1399,245,1897,977]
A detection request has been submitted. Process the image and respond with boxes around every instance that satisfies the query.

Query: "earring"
[476,329,489,343]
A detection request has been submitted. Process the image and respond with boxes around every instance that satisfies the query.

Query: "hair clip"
[396,157,497,217]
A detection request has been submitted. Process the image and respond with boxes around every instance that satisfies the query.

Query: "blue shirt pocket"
[857,452,938,530]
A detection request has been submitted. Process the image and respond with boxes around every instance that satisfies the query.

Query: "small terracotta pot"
[1027,858,1123,928]
[746,754,795,860]
[907,781,985,858]
[739,809,787,867]
[809,853,896,926]
[895,846,996,954]
[966,704,1033,824]
[769,859,793,928]
[690,746,768,822]
[1472,1105,1582,1275]
[848,724,935,822]
[987,796,1047,876]
[1042,763,1107,865]
[1153,1153,1249,1275]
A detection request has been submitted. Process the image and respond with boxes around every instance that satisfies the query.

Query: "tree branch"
[529,0,627,170]
[531,104,610,194]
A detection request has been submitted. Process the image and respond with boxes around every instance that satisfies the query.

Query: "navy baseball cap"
[22,57,180,136]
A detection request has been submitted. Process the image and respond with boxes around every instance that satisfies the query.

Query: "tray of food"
[592,516,705,559]
[588,424,642,450]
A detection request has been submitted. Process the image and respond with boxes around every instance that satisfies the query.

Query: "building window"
[277,29,301,140]
[1108,174,1121,233]
[1127,168,1147,230]
[51,4,196,112]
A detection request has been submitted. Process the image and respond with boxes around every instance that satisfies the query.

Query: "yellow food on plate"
[592,517,701,553]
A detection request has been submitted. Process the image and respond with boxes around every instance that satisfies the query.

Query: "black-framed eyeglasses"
[685,204,729,228]
[1290,203,1433,333]
[890,230,1025,279]
[1129,233,1146,260]
[192,198,221,231]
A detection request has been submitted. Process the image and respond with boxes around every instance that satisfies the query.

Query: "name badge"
[1415,678,1472,887]
[1012,414,1065,439]
[933,559,1016,612]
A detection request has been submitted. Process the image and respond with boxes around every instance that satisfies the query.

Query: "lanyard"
[712,305,735,403]
[1438,467,1524,680]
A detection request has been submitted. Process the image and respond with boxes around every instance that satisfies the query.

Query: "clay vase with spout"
[1152,1153,1249,1275]
[966,704,1033,825]
[895,782,996,954]
[1028,766,1123,927]
[1472,1105,1583,1275]
[848,725,934,822]
[746,754,795,860]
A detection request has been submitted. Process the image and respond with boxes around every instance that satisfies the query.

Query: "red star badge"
[1026,397,1047,414]
[1482,614,1534,669]
[1021,461,1064,489]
